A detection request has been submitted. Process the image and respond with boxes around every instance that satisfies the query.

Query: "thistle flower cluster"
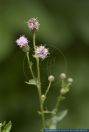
[34,45,49,59]
[16,18,48,59]
[16,17,73,131]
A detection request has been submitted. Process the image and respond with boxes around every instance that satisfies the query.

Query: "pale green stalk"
[53,80,65,113]
[26,52,35,79]
[53,95,62,113]
[45,81,52,97]
[33,31,46,130]
[61,80,65,89]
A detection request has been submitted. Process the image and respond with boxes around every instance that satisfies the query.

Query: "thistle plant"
[16,17,73,132]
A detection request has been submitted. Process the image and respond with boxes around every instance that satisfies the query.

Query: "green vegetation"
[0,0,89,131]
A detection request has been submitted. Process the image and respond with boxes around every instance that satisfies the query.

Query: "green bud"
[60,73,66,80]
[68,78,73,83]
[41,95,46,102]
[48,75,55,82]
[22,45,30,52]
[60,88,69,95]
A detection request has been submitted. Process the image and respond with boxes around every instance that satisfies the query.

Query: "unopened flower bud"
[60,88,68,95]
[60,73,66,80]
[48,75,55,82]
[41,95,46,102]
[68,78,73,83]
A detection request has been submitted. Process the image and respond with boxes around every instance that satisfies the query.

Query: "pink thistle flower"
[34,45,49,59]
[16,36,28,48]
[27,18,40,30]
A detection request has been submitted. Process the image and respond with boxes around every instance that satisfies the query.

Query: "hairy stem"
[33,31,46,130]
[33,31,36,50]
[26,52,35,79]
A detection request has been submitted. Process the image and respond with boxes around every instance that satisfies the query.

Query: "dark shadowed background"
[0,0,89,131]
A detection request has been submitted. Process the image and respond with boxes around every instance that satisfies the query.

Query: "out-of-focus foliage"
[0,121,12,132]
[0,0,89,131]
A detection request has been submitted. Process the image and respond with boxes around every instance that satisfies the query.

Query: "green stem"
[61,80,65,89]
[53,80,65,113]
[37,58,41,83]
[45,81,52,97]
[33,31,46,130]
[54,95,61,113]
[36,53,45,130]
[40,101,45,130]
[26,52,35,79]
[33,31,36,50]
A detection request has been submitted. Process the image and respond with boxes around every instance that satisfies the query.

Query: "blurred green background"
[0,0,89,131]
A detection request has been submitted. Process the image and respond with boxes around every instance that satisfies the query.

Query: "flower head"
[27,18,40,30]
[34,45,49,59]
[16,36,28,48]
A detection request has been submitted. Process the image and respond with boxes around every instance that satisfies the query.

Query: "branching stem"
[33,31,46,130]
[45,81,52,97]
